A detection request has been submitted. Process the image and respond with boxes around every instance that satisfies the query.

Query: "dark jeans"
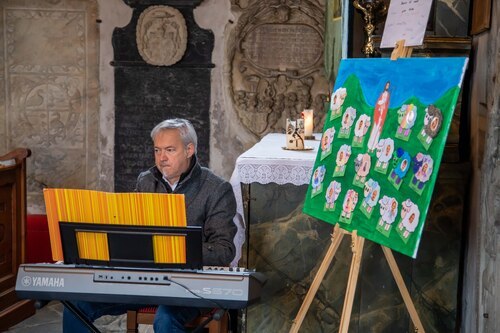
[62,301,200,333]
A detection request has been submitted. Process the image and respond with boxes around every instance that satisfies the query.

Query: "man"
[367,81,391,152]
[63,118,237,332]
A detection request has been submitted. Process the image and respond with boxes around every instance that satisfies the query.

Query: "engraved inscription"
[243,24,322,70]
[1,1,100,211]
[136,5,188,66]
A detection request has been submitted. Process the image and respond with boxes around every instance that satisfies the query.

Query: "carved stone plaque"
[242,24,322,70]
[136,5,188,66]
[228,1,330,137]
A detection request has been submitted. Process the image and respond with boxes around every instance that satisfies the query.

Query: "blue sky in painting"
[334,57,468,107]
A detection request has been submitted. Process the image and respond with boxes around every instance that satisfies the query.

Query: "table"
[229,133,320,266]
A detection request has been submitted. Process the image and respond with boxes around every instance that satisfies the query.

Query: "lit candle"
[302,109,314,138]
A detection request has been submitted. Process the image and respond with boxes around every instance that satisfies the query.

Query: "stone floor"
[6,301,153,333]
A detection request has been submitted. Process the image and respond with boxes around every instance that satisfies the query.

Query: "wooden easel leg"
[338,232,365,333]
[289,225,345,333]
[381,246,426,333]
[390,40,414,60]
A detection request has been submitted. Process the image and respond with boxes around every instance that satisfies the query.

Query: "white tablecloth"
[230,133,320,266]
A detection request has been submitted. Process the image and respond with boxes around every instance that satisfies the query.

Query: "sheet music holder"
[59,222,203,270]
[43,189,203,270]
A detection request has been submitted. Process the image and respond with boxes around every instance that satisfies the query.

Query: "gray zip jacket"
[134,159,237,266]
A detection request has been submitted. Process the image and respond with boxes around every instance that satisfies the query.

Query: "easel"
[289,40,425,333]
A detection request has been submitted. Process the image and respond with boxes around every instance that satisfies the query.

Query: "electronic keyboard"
[16,263,265,309]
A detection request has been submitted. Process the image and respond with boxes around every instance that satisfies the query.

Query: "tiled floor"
[5,302,153,333]
[6,302,64,333]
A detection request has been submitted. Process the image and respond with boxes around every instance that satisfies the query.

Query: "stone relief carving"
[228,0,329,137]
[1,1,99,212]
[10,76,84,148]
[136,5,188,66]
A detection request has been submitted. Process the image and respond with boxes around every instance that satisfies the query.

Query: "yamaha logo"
[21,276,65,288]
[22,276,31,287]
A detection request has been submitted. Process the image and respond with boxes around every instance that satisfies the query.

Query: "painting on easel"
[303,57,468,258]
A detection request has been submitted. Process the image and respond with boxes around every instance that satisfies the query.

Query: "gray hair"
[150,118,198,153]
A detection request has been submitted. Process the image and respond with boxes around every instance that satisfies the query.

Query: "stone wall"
[0,0,330,210]
[0,0,103,212]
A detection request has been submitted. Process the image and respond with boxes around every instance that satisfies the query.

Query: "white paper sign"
[380,0,434,48]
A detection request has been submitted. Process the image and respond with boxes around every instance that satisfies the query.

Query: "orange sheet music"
[43,188,187,261]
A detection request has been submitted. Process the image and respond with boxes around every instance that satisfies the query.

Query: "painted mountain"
[303,57,468,258]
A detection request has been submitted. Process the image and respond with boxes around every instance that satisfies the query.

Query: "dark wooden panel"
[0,148,34,331]
[0,183,14,286]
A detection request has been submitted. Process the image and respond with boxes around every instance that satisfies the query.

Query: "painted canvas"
[303,57,468,258]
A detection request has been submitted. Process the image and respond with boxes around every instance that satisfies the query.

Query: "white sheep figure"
[325,181,342,209]
[375,138,394,170]
[378,195,398,230]
[321,127,335,154]
[335,144,351,175]
[398,199,420,238]
[340,106,357,135]
[354,153,371,183]
[330,87,347,113]
[353,114,371,143]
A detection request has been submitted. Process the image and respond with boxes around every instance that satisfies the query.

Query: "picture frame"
[471,0,492,35]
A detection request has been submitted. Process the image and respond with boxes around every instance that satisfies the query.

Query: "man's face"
[154,129,194,184]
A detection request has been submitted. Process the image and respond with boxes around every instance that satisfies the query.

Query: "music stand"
[59,222,203,270]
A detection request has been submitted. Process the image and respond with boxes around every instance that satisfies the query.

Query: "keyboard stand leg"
[61,300,101,333]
